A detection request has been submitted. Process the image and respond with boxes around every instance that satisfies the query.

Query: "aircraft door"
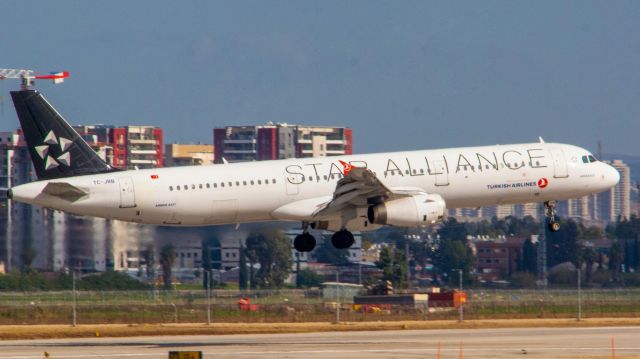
[550,148,569,178]
[433,160,449,186]
[118,177,136,208]
[284,170,300,195]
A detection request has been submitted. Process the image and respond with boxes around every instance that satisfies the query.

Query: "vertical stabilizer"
[10,89,117,180]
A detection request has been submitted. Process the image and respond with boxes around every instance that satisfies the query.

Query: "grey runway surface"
[0,326,639,358]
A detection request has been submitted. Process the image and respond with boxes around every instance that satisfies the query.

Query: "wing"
[311,165,425,219]
[271,163,425,222]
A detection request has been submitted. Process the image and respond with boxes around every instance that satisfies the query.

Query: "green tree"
[245,230,293,288]
[521,238,537,274]
[297,268,322,288]
[434,238,475,285]
[314,240,349,264]
[239,245,248,290]
[201,241,212,289]
[547,219,580,267]
[141,245,155,280]
[159,244,176,290]
[609,240,625,282]
[375,246,408,289]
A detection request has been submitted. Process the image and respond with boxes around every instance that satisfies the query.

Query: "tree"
[238,245,248,290]
[201,241,212,289]
[609,241,625,282]
[547,219,580,267]
[297,268,322,288]
[375,246,408,289]
[159,244,176,290]
[245,230,293,288]
[141,245,155,280]
[521,238,537,274]
[434,238,475,285]
[314,240,349,264]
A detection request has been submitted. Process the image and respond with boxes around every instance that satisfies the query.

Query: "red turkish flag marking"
[537,177,549,188]
[339,160,353,175]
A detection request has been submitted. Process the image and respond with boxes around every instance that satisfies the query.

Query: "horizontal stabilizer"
[42,182,88,202]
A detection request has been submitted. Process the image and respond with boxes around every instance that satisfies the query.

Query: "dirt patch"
[0,317,639,340]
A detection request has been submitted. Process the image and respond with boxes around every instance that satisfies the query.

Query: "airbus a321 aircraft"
[7,89,620,252]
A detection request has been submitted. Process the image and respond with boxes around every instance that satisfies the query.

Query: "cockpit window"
[588,155,597,162]
[582,155,598,164]
[582,155,589,163]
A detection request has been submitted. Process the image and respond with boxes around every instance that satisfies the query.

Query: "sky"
[2,1,640,156]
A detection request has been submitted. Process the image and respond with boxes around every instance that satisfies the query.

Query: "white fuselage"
[10,142,620,229]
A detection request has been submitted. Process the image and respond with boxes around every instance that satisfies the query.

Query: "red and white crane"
[0,68,69,89]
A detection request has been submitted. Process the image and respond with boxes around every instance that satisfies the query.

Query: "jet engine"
[367,194,446,227]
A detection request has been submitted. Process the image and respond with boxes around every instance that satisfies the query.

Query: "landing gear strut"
[544,200,561,232]
[331,230,355,249]
[294,222,316,252]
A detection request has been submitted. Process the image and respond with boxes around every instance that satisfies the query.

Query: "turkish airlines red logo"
[339,160,353,175]
[537,178,549,189]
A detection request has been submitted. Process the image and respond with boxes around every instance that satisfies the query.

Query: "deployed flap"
[312,164,424,218]
[42,182,88,202]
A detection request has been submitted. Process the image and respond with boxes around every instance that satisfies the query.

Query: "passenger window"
[405,170,409,175]
[206,183,210,189]
[323,175,328,180]
[220,183,224,187]
[308,176,313,181]
[169,186,173,191]
[236,181,240,186]
[228,182,233,187]
[199,184,203,189]
[214,183,218,188]
[257,180,262,185]
[250,180,254,185]
[330,174,334,180]
[420,169,424,174]
[191,184,195,189]
[243,181,247,186]
[272,179,276,184]
[183,185,188,190]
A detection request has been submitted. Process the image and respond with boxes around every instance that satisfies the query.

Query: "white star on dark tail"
[39,130,72,169]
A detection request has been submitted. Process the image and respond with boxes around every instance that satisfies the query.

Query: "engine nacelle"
[367,194,446,227]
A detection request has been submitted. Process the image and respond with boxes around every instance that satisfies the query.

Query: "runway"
[0,326,638,358]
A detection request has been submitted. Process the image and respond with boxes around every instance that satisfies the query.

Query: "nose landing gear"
[544,200,561,232]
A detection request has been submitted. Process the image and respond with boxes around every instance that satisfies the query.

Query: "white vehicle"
[7,89,620,252]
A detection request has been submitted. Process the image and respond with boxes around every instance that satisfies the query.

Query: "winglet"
[538,136,545,143]
[338,160,354,175]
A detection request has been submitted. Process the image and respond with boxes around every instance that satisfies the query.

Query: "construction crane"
[0,68,69,89]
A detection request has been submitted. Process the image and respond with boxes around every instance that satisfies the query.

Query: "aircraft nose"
[604,164,620,188]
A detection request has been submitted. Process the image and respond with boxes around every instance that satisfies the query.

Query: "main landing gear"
[544,200,561,232]
[331,229,355,249]
[293,232,316,252]
[293,223,356,252]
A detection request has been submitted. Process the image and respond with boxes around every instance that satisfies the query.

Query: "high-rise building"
[598,160,631,222]
[213,124,352,163]
[74,125,164,169]
[165,144,214,167]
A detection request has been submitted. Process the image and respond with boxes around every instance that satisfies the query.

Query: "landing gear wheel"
[331,230,355,249]
[544,200,561,232]
[294,233,316,252]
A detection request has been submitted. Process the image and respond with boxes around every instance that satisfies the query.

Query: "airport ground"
[0,324,639,358]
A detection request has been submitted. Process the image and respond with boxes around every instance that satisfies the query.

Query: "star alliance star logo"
[35,130,72,170]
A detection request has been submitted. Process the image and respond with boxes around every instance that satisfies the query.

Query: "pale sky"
[2,1,640,155]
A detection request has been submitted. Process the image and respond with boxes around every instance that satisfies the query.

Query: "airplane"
[6,89,620,252]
